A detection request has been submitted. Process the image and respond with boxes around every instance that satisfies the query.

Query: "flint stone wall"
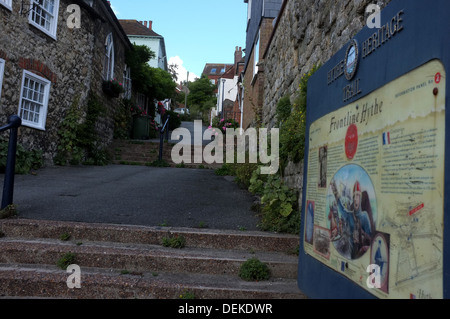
[263,0,391,199]
[0,0,129,165]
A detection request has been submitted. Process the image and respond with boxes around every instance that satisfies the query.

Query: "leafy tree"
[187,74,217,113]
[147,67,176,102]
[125,44,176,115]
[168,63,179,82]
[125,44,155,94]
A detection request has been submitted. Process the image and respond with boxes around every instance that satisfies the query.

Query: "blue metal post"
[2,115,22,210]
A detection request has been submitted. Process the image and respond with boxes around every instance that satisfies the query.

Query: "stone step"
[0,238,297,279]
[0,219,299,253]
[0,264,304,299]
[0,219,303,299]
[110,140,220,168]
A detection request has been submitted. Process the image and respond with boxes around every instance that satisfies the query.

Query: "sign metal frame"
[298,0,450,299]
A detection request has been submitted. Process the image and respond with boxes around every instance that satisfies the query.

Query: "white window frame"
[123,65,132,100]
[28,0,60,40]
[18,70,51,130]
[0,0,12,11]
[253,31,260,78]
[103,33,115,80]
[0,59,5,104]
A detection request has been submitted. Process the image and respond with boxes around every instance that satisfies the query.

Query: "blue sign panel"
[298,0,450,299]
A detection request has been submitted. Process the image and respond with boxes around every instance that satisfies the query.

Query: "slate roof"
[202,64,233,76]
[119,20,162,38]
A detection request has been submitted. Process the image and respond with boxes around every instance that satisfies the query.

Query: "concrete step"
[0,219,299,254]
[0,219,304,299]
[0,264,303,299]
[0,238,298,279]
[110,140,221,168]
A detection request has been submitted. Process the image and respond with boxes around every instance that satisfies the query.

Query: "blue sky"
[110,0,248,83]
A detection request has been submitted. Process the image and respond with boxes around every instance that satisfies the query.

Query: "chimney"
[234,46,243,68]
[144,21,147,28]
[148,21,153,30]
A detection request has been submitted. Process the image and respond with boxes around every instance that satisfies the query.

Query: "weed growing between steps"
[59,233,71,241]
[57,252,77,270]
[179,290,196,299]
[0,204,18,219]
[239,258,271,281]
[162,234,186,249]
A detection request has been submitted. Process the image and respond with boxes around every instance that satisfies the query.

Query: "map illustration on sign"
[303,60,445,299]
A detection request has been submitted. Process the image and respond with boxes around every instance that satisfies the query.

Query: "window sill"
[22,121,46,131]
[29,21,57,41]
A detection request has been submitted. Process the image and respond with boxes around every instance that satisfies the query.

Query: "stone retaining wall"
[263,0,392,196]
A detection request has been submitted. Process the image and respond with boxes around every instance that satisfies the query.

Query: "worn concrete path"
[4,164,260,231]
[1,120,260,231]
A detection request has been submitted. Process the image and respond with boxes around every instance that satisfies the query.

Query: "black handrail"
[0,115,22,210]
[158,115,170,161]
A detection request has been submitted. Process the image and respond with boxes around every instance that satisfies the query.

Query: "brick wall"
[242,17,275,130]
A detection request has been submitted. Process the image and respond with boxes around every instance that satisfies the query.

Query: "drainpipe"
[239,83,244,135]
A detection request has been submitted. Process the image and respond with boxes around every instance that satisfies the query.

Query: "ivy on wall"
[54,92,109,166]
[278,64,320,171]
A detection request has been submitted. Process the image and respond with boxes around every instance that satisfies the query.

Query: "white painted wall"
[129,36,165,70]
[217,76,238,114]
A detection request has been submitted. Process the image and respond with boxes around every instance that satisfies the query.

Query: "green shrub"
[0,204,18,219]
[162,235,186,249]
[57,252,77,270]
[166,110,182,131]
[259,175,299,234]
[239,258,270,281]
[261,175,297,218]
[114,99,133,139]
[234,162,259,189]
[248,168,300,234]
[248,166,268,196]
[0,139,43,174]
[59,233,71,241]
[278,65,320,170]
[276,95,292,125]
[179,290,196,299]
[55,93,109,166]
[214,163,236,176]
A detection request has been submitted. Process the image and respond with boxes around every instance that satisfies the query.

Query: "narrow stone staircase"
[0,219,306,299]
[109,139,221,169]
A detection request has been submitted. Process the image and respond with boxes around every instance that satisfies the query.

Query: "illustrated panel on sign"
[303,60,446,299]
